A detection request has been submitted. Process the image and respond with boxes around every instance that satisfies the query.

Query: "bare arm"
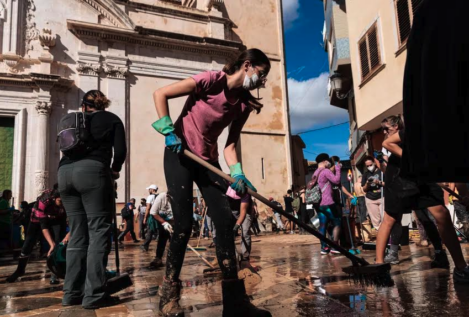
[342,186,354,199]
[224,112,250,167]
[324,165,341,184]
[382,132,402,157]
[144,203,152,224]
[153,78,197,119]
[237,202,249,226]
[152,213,167,224]
[42,229,55,256]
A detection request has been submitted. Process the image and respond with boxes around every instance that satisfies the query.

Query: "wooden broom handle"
[182,150,369,266]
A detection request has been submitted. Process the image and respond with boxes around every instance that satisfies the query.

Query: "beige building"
[323,0,422,177]
[0,0,295,205]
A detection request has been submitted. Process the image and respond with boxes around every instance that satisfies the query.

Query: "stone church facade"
[0,0,293,205]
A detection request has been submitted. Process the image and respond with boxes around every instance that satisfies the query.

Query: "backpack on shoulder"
[305,170,327,204]
[121,206,131,219]
[57,112,96,159]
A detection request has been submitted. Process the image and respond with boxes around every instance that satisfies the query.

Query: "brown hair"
[381,114,404,130]
[223,49,271,114]
[82,90,111,111]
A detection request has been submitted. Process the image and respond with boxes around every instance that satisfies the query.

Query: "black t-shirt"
[284,196,294,213]
[361,169,383,200]
[59,111,127,172]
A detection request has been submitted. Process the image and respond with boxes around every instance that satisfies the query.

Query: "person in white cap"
[145,185,159,212]
[140,185,158,251]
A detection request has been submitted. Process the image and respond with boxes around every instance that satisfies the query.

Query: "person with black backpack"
[57,90,127,309]
[118,199,139,244]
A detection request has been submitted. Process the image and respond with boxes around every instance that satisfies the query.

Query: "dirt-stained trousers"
[164,148,238,281]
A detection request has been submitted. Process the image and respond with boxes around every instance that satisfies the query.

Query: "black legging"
[389,209,443,251]
[164,148,237,280]
[21,219,66,256]
[21,222,43,256]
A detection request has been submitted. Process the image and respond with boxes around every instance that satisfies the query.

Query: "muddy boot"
[222,279,271,317]
[158,277,184,316]
[431,250,450,269]
[150,257,164,269]
[6,256,29,283]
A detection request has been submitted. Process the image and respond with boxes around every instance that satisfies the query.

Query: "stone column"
[34,100,51,196]
[102,60,129,202]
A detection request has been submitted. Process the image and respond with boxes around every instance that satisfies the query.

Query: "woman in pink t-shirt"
[151,49,271,317]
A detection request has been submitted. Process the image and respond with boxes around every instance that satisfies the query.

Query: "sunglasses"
[254,66,268,79]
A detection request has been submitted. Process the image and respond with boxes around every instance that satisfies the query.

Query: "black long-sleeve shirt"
[59,111,127,172]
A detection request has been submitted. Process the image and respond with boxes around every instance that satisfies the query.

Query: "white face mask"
[367,165,375,172]
[243,67,260,91]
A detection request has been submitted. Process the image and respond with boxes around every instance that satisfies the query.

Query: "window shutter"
[396,0,411,44]
[359,39,370,78]
[368,26,381,70]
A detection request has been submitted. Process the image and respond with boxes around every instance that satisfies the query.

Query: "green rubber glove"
[152,115,174,136]
[229,163,257,194]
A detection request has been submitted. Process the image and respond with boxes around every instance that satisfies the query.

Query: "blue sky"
[283,0,350,161]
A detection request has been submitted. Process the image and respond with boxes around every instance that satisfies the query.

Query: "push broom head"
[342,263,394,287]
[106,273,133,295]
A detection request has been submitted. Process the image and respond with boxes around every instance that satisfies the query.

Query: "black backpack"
[121,206,131,219]
[56,112,95,159]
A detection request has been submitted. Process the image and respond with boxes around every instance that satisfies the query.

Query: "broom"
[106,181,133,295]
[183,150,393,287]
[438,184,469,240]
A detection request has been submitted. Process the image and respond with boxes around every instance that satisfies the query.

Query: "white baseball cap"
[146,184,158,191]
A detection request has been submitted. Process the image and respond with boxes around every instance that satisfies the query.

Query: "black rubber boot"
[150,257,164,269]
[158,277,184,316]
[222,279,271,317]
[6,256,29,283]
[431,250,450,269]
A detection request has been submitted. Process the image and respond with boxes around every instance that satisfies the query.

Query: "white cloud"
[288,72,349,134]
[282,0,300,29]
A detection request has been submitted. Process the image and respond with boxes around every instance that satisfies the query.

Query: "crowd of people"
[2,4,469,314]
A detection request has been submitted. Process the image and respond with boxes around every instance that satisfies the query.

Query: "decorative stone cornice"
[79,0,135,29]
[0,72,72,90]
[102,62,129,79]
[119,0,232,26]
[35,101,52,115]
[67,20,244,59]
[77,62,103,76]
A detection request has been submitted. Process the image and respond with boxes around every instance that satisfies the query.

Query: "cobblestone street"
[1,233,469,316]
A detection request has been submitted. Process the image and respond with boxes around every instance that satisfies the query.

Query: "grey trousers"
[58,160,113,306]
[206,214,216,240]
[232,212,253,259]
[138,213,146,239]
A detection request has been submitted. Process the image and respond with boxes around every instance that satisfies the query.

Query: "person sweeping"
[152,48,271,317]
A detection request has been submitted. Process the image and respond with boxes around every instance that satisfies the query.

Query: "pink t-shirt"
[174,71,251,161]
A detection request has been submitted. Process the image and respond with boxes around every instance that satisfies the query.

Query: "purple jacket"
[312,165,341,206]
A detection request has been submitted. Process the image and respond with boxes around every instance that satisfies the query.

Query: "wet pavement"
[1,233,469,316]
